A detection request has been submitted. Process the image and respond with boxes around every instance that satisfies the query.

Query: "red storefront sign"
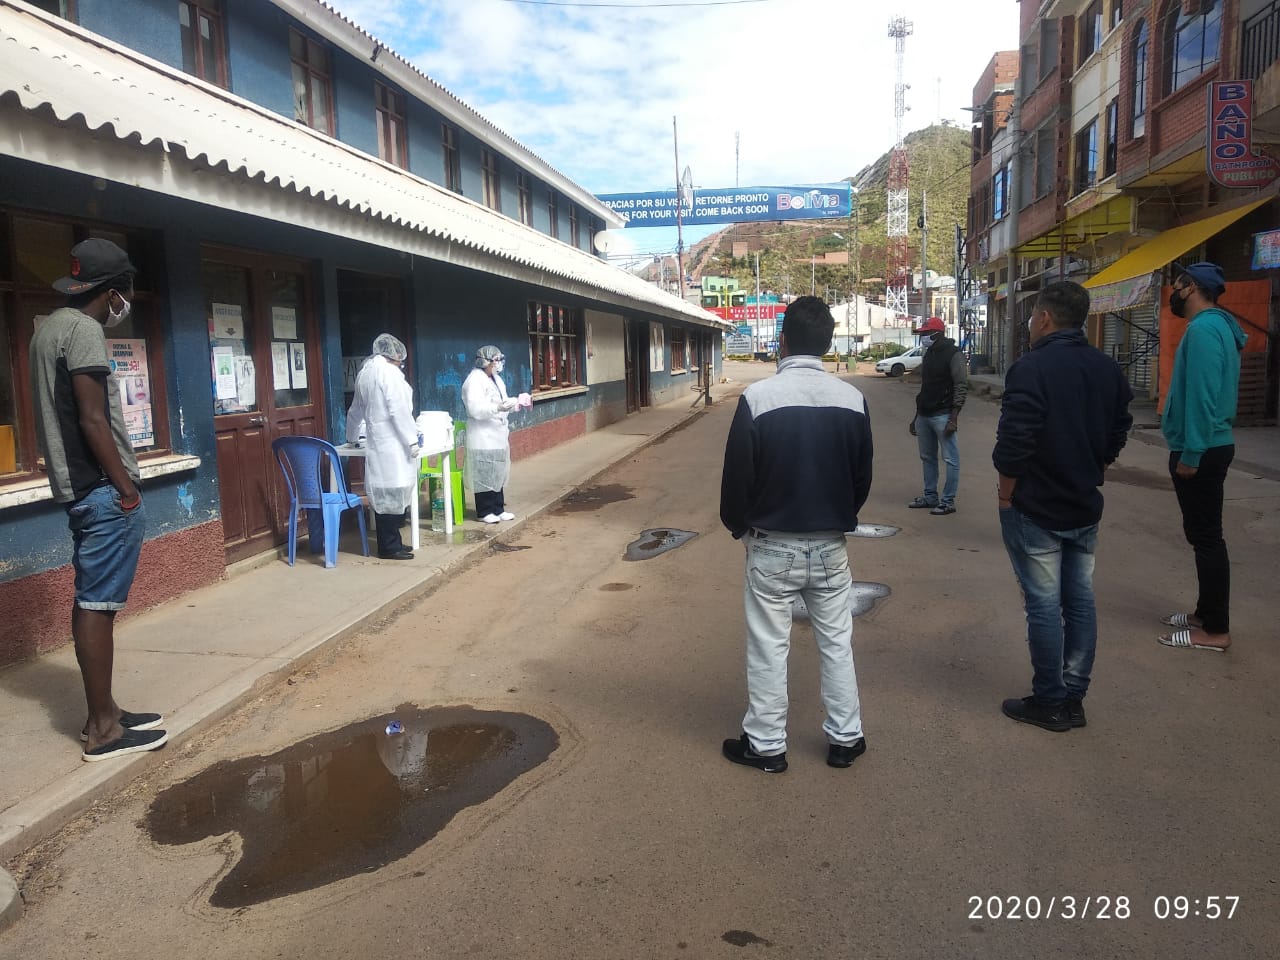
[1207,81,1280,190]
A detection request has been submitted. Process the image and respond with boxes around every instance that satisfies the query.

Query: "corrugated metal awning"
[0,2,728,330]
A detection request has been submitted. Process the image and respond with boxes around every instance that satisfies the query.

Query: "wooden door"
[623,318,639,414]
[204,254,324,562]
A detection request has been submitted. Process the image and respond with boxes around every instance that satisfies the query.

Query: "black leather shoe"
[722,734,787,773]
[1002,696,1071,732]
[1065,697,1087,728]
[377,549,414,560]
[827,737,867,768]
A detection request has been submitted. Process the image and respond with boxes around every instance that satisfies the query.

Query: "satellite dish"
[593,231,617,255]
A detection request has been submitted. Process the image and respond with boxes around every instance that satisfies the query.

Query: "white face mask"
[493,360,505,374]
[105,291,131,329]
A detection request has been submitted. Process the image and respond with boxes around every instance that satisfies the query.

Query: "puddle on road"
[623,528,698,561]
[1104,464,1170,490]
[553,484,636,514]
[846,523,900,538]
[143,706,558,909]
[792,582,891,621]
[599,582,635,591]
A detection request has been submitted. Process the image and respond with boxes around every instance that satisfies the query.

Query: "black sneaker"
[1001,696,1071,733]
[79,709,164,743]
[722,734,787,773]
[827,737,867,768]
[82,727,169,762]
[907,497,937,509]
[1065,697,1087,728]
[930,503,957,516]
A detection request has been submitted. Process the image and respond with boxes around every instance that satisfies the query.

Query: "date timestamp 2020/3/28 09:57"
[967,895,1240,920]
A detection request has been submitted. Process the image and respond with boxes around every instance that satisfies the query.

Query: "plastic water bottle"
[430,488,445,532]
[385,720,404,735]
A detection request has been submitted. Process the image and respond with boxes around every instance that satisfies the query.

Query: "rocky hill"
[682,122,972,302]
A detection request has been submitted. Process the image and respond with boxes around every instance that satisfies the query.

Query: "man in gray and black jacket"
[719,296,873,774]
[907,316,968,515]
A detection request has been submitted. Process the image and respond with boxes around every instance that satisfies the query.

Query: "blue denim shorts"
[66,484,146,611]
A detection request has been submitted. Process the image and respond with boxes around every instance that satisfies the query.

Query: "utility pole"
[919,189,928,319]
[886,16,913,326]
[673,116,684,298]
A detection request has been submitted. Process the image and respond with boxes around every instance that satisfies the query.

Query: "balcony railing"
[1242,0,1280,81]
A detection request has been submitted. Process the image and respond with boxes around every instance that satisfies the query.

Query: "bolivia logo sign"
[1207,81,1280,190]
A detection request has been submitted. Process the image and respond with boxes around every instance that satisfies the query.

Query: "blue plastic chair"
[272,436,369,568]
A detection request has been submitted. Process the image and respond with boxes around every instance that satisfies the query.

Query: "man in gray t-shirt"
[29,238,167,762]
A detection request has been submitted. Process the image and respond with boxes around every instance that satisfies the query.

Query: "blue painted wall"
[78,0,177,66]
[225,0,295,119]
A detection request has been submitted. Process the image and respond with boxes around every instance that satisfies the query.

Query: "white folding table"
[334,437,453,550]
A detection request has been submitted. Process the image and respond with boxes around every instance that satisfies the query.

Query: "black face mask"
[1170,288,1189,318]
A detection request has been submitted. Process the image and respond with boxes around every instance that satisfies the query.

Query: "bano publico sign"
[1207,81,1280,190]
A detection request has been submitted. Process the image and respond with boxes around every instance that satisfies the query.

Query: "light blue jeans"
[915,413,959,507]
[999,506,1098,704]
[742,531,864,755]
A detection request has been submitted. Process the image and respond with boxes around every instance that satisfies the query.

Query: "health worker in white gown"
[345,333,419,560]
[461,344,520,524]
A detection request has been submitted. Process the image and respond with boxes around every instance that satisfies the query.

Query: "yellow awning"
[1083,199,1270,288]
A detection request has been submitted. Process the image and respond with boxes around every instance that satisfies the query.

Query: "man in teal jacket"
[1158,262,1243,653]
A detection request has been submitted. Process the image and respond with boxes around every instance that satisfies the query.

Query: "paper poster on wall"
[271,342,291,390]
[288,341,308,388]
[272,306,298,340]
[211,302,245,340]
[107,338,154,448]
[212,346,237,400]
[234,356,256,408]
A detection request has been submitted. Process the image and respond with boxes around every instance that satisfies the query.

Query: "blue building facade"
[0,0,724,662]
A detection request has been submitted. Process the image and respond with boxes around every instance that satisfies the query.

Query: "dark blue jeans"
[1000,506,1098,704]
[1169,445,1233,634]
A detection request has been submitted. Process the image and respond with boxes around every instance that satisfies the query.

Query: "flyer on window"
[288,341,308,389]
[213,346,237,400]
[211,302,245,341]
[271,341,291,390]
[107,338,154,448]
[272,306,297,340]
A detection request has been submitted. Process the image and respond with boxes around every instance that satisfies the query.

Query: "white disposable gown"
[461,367,516,493]
[345,355,418,514]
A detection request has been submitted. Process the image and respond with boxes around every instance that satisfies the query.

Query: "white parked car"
[875,344,925,377]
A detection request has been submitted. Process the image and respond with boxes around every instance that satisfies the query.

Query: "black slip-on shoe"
[82,727,168,762]
[907,497,937,509]
[930,503,957,516]
[377,549,414,560]
[827,737,867,768]
[1001,696,1071,733]
[1065,697,1087,728]
[79,709,164,742]
[722,734,787,773]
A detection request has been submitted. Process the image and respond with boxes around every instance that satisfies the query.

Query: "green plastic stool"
[420,425,466,522]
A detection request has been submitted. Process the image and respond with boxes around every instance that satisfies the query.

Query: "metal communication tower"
[886,16,913,320]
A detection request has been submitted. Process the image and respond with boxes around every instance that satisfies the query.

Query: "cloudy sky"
[325,0,1020,258]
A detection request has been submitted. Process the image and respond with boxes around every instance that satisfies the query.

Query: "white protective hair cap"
[475,344,503,368]
[373,333,407,361]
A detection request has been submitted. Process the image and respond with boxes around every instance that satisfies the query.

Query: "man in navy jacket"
[720,296,874,772]
[993,281,1132,732]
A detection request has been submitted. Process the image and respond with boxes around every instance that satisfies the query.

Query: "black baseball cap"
[52,238,137,294]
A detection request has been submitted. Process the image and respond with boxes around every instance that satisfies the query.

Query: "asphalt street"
[3,362,1277,960]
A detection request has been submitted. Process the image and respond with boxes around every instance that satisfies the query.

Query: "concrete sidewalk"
[0,386,731,875]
